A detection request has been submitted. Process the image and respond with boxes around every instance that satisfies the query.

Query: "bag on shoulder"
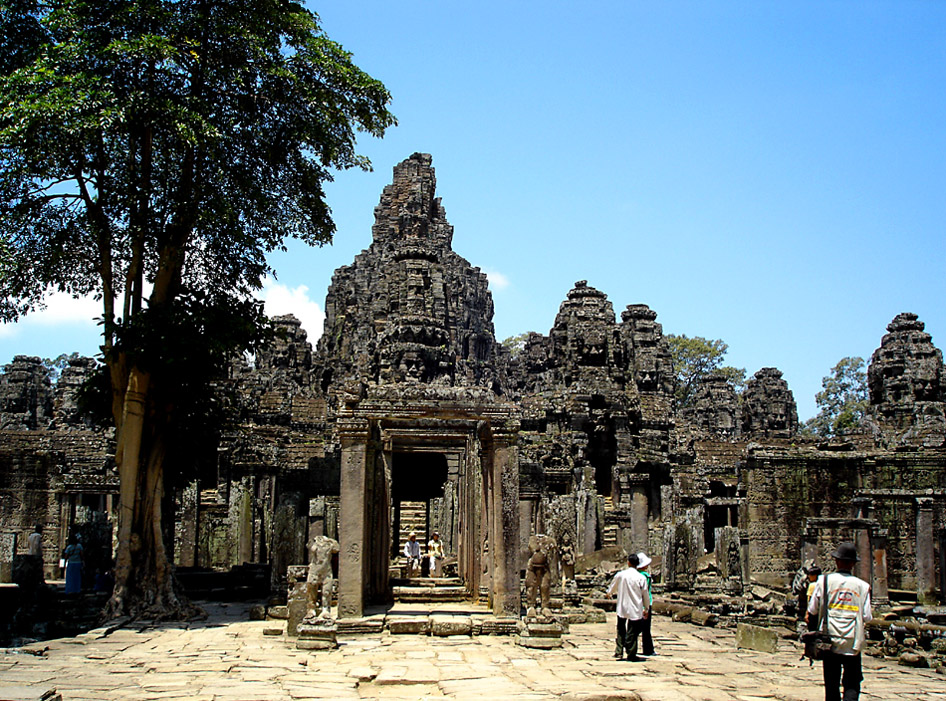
[800,629,833,661]
[800,574,833,664]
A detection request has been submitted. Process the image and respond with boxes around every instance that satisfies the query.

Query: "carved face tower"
[315,153,500,396]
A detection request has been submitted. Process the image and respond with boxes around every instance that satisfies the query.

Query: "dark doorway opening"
[703,480,738,552]
[391,451,449,557]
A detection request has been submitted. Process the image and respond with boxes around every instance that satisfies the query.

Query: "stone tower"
[867,312,946,445]
[314,153,499,400]
[741,367,797,438]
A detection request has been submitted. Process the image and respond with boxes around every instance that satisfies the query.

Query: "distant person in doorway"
[28,524,43,557]
[403,532,421,578]
[607,552,649,662]
[427,531,444,577]
[637,552,656,656]
[63,534,84,594]
[807,542,872,701]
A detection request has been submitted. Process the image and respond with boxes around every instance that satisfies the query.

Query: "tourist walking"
[637,552,656,656]
[807,542,872,701]
[607,552,649,661]
[427,531,444,577]
[402,532,421,578]
[63,534,84,594]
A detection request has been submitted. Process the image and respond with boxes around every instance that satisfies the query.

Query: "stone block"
[388,616,430,634]
[267,605,289,620]
[263,627,283,636]
[516,635,563,649]
[248,604,266,620]
[735,623,778,654]
[430,615,472,636]
[0,533,17,583]
[899,651,931,668]
[297,621,338,650]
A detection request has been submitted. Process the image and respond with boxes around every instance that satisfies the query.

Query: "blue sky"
[2,1,945,421]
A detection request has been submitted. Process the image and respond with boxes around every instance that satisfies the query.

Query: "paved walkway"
[1,602,943,700]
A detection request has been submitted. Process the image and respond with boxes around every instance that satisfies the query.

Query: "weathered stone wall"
[0,355,115,580]
[1,157,944,607]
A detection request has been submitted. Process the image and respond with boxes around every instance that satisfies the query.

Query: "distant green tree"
[501,333,532,358]
[801,357,868,437]
[42,352,80,382]
[666,334,746,408]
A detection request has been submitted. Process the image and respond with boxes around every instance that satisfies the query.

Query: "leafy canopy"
[665,334,746,408]
[0,0,396,329]
[801,356,868,438]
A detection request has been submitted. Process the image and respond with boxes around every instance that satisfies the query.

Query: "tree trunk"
[105,364,201,620]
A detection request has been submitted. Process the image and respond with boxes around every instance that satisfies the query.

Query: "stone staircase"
[391,576,468,603]
[601,496,618,548]
[398,500,427,544]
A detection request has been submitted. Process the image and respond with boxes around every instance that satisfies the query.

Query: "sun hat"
[831,542,859,562]
[637,552,652,568]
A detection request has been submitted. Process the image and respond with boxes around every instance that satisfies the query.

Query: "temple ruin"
[2,154,944,630]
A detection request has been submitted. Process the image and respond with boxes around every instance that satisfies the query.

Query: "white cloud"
[484,270,510,291]
[258,279,325,342]
[1,292,102,338]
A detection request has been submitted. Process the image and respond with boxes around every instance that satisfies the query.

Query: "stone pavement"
[1,601,943,701]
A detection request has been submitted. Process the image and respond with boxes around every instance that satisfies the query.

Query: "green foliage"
[0,0,396,325]
[801,356,868,438]
[501,332,532,358]
[665,334,746,408]
[41,351,79,381]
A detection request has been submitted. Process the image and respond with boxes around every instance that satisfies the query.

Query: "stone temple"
[2,153,945,624]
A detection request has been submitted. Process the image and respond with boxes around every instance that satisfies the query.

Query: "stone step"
[390,576,461,587]
[393,585,468,602]
[336,616,385,635]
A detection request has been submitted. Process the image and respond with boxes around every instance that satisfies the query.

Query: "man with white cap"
[607,552,649,661]
[637,552,655,656]
[807,542,872,701]
[403,532,421,578]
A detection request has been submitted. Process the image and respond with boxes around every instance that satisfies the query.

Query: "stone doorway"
[390,451,455,560]
[336,396,520,619]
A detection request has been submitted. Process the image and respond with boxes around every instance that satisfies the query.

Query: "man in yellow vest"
[806,542,872,701]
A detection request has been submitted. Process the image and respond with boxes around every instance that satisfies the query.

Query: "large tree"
[802,356,868,438]
[665,334,746,409]
[0,0,395,618]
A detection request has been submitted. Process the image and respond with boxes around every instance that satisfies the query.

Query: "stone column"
[338,418,370,619]
[915,497,936,605]
[852,499,873,583]
[870,529,889,606]
[491,427,520,617]
[628,474,650,554]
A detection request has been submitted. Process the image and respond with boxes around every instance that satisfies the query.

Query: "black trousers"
[640,611,654,655]
[822,652,862,701]
[616,616,644,658]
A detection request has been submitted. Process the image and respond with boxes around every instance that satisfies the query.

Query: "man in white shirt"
[27,524,43,558]
[607,553,650,661]
[807,542,872,701]
[403,532,421,578]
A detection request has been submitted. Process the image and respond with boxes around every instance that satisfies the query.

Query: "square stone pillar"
[338,418,370,619]
[491,430,520,617]
[627,475,650,554]
[870,530,889,606]
[915,497,936,605]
